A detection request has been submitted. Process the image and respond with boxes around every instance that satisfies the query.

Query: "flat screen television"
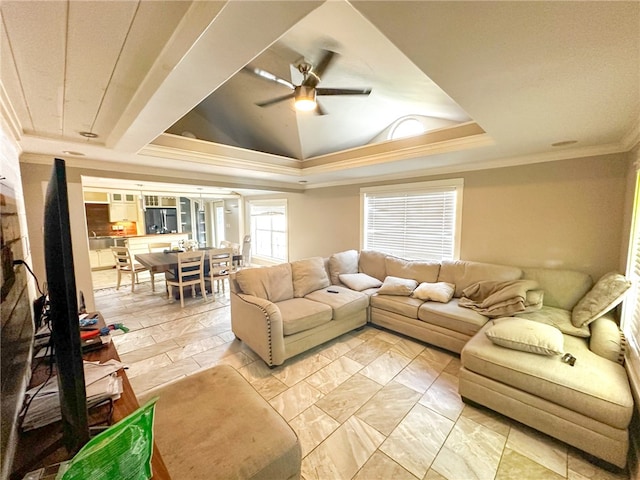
[43,158,90,453]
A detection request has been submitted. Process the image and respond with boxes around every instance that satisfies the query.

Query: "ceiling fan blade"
[243,66,295,90]
[256,93,295,107]
[316,87,372,96]
[313,50,337,79]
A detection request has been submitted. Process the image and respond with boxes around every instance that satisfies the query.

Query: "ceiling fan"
[244,50,372,115]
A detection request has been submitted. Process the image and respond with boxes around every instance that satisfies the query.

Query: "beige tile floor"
[92,268,630,480]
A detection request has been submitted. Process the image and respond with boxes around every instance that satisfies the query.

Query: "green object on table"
[56,398,158,480]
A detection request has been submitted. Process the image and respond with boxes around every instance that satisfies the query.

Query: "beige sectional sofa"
[229,249,633,468]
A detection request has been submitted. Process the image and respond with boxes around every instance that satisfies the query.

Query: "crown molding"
[0,81,22,144]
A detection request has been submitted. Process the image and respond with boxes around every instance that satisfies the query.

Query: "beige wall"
[260,152,631,281]
[19,150,633,301]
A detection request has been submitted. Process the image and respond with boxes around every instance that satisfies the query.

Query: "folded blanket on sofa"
[459,279,542,317]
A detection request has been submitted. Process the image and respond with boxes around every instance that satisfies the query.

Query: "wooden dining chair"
[148,242,172,292]
[111,246,153,292]
[165,250,207,308]
[205,248,234,295]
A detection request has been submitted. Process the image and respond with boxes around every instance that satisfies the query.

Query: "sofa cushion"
[235,263,293,302]
[277,298,333,335]
[328,250,359,285]
[411,282,455,303]
[418,298,489,336]
[377,276,418,296]
[305,286,370,321]
[359,250,388,281]
[370,294,425,319]
[338,273,382,291]
[571,272,631,328]
[485,318,564,356]
[438,260,522,298]
[291,257,331,298]
[462,323,634,430]
[589,313,626,364]
[521,267,593,311]
[385,256,440,283]
[516,306,590,338]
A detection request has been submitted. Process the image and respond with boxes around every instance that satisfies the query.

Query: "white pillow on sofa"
[339,273,382,291]
[377,276,418,296]
[571,272,631,328]
[485,317,564,356]
[411,282,455,303]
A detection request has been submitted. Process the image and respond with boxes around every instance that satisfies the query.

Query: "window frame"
[247,199,288,263]
[622,169,640,397]
[360,178,463,261]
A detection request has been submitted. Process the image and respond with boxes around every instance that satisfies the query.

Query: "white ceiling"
[2,1,639,192]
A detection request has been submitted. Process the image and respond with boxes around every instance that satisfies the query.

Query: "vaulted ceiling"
[2,1,639,191]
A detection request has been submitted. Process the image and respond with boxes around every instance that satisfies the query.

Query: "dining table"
[134,248,237,275]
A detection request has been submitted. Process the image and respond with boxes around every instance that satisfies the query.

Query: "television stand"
[10,313,171,480]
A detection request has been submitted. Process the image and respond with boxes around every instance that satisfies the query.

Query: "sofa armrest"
[589,312,625,364]
[230,291,285,366]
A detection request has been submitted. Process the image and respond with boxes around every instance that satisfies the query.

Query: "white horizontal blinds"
[623,171,640,377]
[364,186,457,261]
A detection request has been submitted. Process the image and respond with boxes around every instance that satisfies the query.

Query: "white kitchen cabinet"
[109,202,138,222]
[89,249,115,270]
[111,192,136,203]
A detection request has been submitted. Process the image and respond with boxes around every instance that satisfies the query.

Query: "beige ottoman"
[147,365,301,479]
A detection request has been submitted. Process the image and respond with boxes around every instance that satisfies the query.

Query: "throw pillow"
[291,257,331,298]
[328,250,359,285]
[411,282,455,303]
[571,272,631,328]
[339,273,382,291]
[589,315,627,365]
[485,317,564,356]
[377,276,418,296]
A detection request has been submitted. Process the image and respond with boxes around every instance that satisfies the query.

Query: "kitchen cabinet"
[89,249,116,270]
[84,191,109,203]
[144,195,176,207]
[111,192,136,203]
[109,203,138,222]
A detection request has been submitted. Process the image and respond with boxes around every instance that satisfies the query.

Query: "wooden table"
[135,249,233,274]
[11,314,171,480]
[134,251,183,273]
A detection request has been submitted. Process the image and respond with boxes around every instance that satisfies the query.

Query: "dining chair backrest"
[176,250,205,280]
[207,248,234,274]
[111,246,133,268]
[219,240,240,254]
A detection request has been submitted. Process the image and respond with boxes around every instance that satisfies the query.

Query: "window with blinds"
[623,171,640,388]
[249,200,288,262]
[361,179,463,261]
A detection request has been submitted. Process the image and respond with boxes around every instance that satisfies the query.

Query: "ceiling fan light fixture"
[294,86,316,111]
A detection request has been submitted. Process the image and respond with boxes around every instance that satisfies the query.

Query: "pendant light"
[198,188,204,212]
[137,184,146,212]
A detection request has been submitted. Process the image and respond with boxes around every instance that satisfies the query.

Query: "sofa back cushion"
[438,260,522,297]
[235,263,294,302]
[328,250,359,285]
[292,257,331,297]
[521,267,592,311]
[359,250,388,281]
[385,256,440,283]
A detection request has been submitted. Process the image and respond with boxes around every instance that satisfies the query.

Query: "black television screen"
[43,158,90,453]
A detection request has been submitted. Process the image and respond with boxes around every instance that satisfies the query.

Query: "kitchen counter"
[125,232,190,255]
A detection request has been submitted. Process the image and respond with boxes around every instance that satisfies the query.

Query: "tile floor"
[92,268,630,480]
